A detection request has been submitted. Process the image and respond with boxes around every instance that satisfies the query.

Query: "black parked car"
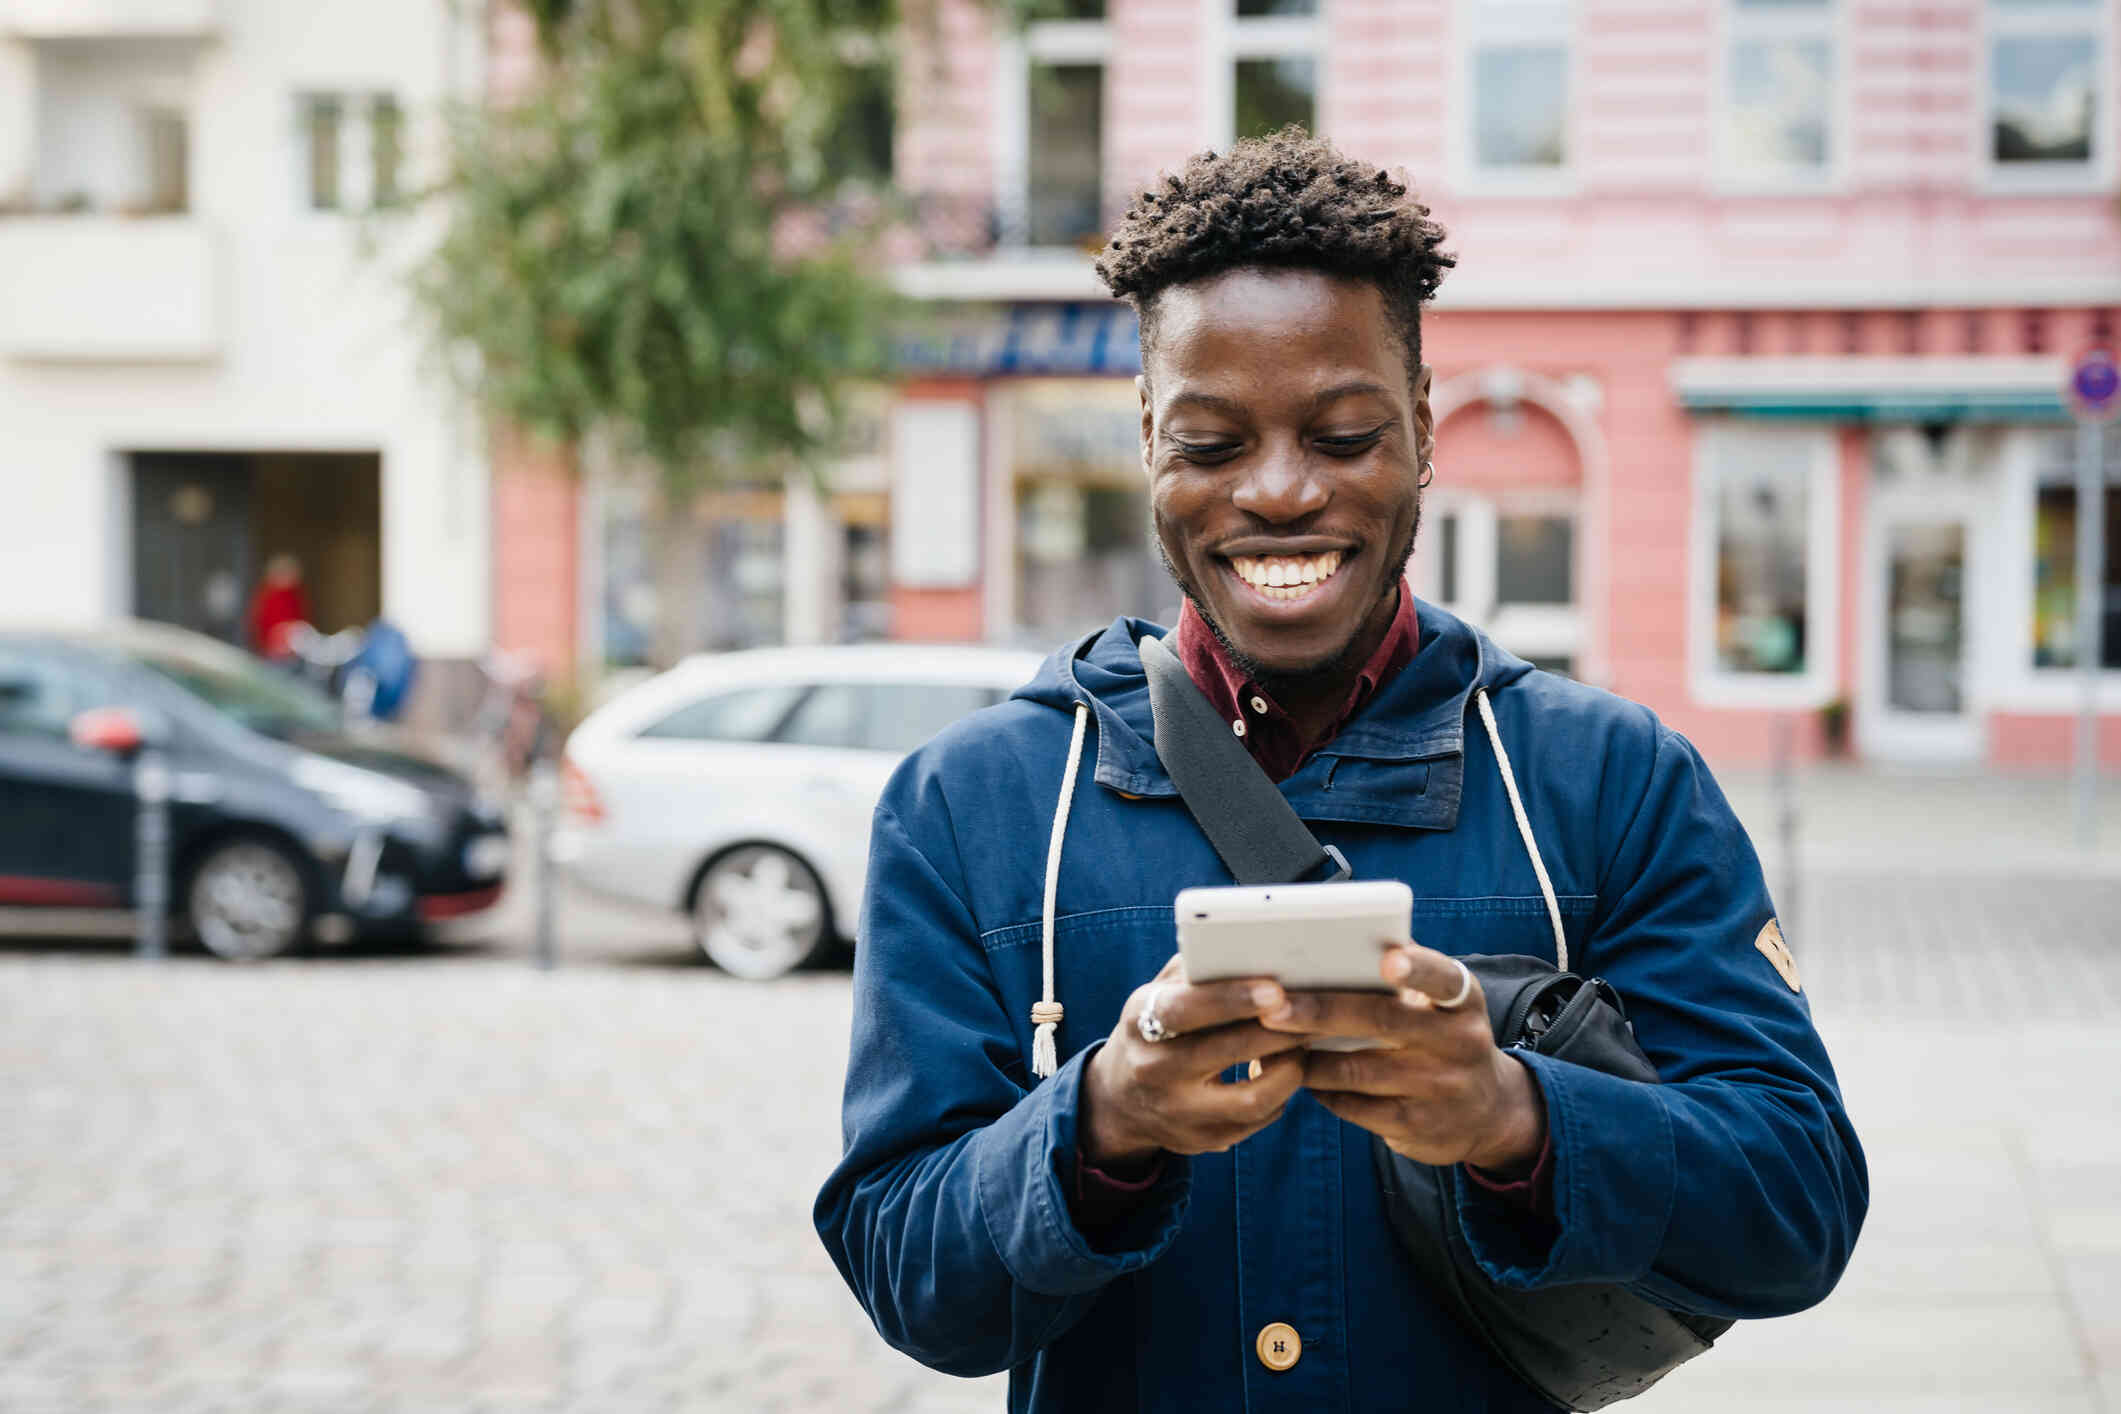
[0,622,508,959]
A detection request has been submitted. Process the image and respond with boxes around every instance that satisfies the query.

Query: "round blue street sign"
[2070,348,2120,421]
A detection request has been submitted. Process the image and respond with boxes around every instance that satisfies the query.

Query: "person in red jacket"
[246,554,311,660]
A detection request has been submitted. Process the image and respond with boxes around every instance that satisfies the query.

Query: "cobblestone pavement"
[1,855,2116,1413]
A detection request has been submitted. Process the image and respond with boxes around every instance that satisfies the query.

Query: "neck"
[1248,582,1402,738]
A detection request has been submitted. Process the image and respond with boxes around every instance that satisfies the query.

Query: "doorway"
[130,452,382,648]
[1858,432,1986,763]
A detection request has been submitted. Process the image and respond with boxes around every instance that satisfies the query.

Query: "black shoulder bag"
[1138,635,1730,1412]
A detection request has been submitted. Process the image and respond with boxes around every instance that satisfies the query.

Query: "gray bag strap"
[1138,633,1350,887]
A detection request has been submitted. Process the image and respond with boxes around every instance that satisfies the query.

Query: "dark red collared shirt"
[1171,578,1421,783]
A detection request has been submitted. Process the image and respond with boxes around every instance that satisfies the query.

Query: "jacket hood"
[1009,596,1535,801]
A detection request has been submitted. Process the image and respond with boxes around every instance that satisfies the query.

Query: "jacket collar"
[1034,599,1516,833]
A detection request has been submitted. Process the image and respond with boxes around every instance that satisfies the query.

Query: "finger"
[1381,943,1482,1013]
[1143,974,1287,1041]
[1308,1088,1406,1137]
[1157,1020,1309,1076]
[1188,1052,1303,1128]
[1260,987,1427,1040]
[1301,1046,1418,1097]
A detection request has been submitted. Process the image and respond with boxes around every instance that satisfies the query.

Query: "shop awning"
[1673,356,2072,423]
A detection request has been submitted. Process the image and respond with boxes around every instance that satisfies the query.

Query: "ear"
[1137,373,1155,477]
[1411,364,1436,468]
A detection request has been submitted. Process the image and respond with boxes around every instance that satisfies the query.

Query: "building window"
[301,93,405,213]
[2031,438,2121,670]
[1027,63,1103,246]
[1415,493,1581,673]
[1691,426,1839,705]
[1721,0,1834,182]
[1988,0,2102,180]
[1222,0,1321,143]
[1463,1,1572,180]
[1004,5,1108,248]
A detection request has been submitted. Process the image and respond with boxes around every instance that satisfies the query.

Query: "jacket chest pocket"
[1407,894,1596,969]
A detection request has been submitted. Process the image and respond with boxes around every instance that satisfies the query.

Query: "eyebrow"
[1163,381,1399,419]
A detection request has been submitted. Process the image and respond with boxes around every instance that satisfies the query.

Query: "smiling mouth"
[1224,549,1348,603]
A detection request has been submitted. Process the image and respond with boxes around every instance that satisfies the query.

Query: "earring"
[1418,459,1435,488]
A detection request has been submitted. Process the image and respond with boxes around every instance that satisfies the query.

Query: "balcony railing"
[0,217,219,361]
[0,0,218,38]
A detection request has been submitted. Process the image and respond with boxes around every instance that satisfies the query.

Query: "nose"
[1229,444,1328,524]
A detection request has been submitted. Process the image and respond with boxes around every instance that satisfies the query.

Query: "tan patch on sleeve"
[1755,918,1801,993]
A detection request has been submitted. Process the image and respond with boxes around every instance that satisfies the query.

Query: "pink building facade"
[877,0,2121,768]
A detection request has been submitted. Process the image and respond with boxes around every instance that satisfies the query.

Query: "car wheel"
[692,844,830,980]
[188,840,310,961]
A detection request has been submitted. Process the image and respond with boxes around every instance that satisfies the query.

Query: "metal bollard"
[134,748,170,960]
[529,758,559,970]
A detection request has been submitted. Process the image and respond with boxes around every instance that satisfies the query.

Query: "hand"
[1080,954,1310,1165]
[1259,943,1546,1172]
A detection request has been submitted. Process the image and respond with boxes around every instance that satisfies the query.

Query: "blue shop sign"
[893,303,1142,377]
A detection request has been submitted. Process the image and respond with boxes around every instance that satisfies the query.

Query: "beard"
[1155,497,1421,698]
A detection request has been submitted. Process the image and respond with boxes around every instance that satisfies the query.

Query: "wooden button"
[1255,1321,1301,1371]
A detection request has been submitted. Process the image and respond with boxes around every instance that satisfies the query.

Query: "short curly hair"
[1094,128,1454,381]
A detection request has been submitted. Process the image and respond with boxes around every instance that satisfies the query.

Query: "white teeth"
[1229,551,1345,595]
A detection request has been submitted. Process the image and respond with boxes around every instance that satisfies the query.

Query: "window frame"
[1414,488,1584,669]
[1713,0,1847,195]
[1979,0,2112,193]
[296,91,407,216]
[1452,0,1578,196]
[1687,422,1842,710]
[1203,0,1326,148]
[996,15,1111,251]
[1994,426,2121,710]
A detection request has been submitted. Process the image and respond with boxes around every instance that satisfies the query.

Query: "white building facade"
[0,0,491,671]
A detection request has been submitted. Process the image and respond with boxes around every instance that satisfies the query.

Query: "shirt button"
[1256,1321,1301,1372]
[1249,695,1269,715]
[1231,718,1247,738]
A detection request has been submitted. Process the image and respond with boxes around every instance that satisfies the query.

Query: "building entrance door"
[132,453,254,645]
[1859,439,1985,763]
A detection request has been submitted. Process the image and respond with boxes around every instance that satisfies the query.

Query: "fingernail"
[1247,1058,1264,1081]
[1399,988,1429,1009]
[1251,982,1284,1010]
[1382,952,1412,981]
[1265,1000,1294,1023]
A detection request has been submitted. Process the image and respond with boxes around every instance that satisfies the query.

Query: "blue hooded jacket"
[816,601,1867,1413]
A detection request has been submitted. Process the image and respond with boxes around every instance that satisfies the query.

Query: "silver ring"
[1432,958,1474,1012]
[1136,986,1171,1044]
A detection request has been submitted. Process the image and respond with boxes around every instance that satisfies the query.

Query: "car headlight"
[293,756,433,825]
[462,833,511,881]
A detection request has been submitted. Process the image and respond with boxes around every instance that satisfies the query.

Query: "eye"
[1316,426,1387,455]
[1172,439,1241,462]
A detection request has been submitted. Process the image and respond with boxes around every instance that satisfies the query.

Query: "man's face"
[1139,268,1433,682]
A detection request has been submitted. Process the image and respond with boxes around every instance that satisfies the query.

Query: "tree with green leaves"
[417,0,903,489]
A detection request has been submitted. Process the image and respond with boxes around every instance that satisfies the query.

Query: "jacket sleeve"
[1453,719,1869,1319]
[813,794,1190,1377]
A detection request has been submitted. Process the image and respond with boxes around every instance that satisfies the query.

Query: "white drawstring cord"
[1475,688,1568,973]
[1032,701,1090,1079]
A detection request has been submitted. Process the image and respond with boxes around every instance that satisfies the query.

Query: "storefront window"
[2031,482,2121,669]
[1008,381,1160,642]
[1496,514,1574,606]
[1711,445,1812,675]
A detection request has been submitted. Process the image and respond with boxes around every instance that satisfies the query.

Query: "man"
[816,131,1866,1413]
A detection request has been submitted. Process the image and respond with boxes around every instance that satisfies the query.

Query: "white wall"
[0,0,491,658]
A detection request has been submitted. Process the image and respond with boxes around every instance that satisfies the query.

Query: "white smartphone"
[1175,880,1412,1051]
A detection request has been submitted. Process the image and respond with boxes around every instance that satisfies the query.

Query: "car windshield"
[127,640,344,739]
